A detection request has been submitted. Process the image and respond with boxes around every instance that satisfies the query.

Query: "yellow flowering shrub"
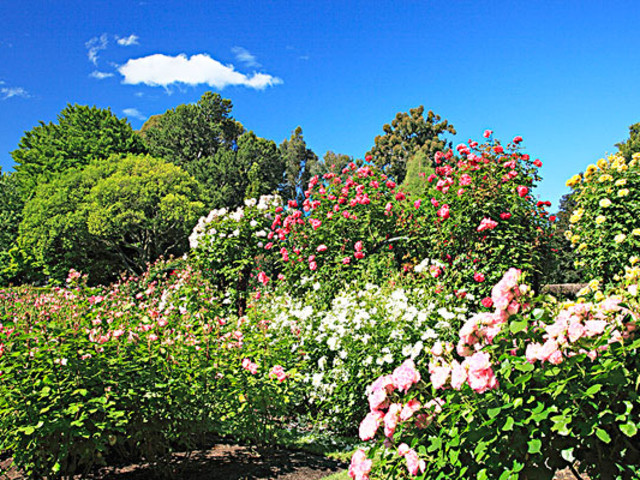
[566,152,640,283]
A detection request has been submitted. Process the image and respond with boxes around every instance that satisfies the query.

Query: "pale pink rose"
[370,374,395,393]
[450,360,467,390]
[567,322,585,342]
[467,367,498,393]
[384,403,402,437]
[548,350,563,365]
[430,365,451,390]
[430,341,444,356]
[585,320,607,337]
[368,388,388,412]
[392,359,421,392]
[404,448,425,476]
[342,257,351,265]
[317,244,328,252]
[398,443,410,456]
[359,411,383,441]
[400,399,421,421]
[546,319,568,339]
[466,352,492,372]
[525,343,542,363]
[540,339,559,361]
[349,449,372,480]
[507,301,520,315]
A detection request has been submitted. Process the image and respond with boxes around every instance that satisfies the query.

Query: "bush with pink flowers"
[350,267,640,479]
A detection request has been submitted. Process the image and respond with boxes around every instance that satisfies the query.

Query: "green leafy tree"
[322,151,356,175]
[18,155,204,283]
[367,106,455,184]
[0,169,25,284]
[142,91,244,169]
[543,192,581,284]
[12,105,146,198]
[142,92,283,207]
[279,126,319,201]
[615,121,640,161]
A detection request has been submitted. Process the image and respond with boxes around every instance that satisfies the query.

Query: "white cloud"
[117,34,139,46]
[86,34,108,66]
[118,53,282,90]
[123,108,146,120]
[90,70,114,80]
[1,86,29,100]
[231,46,260,68]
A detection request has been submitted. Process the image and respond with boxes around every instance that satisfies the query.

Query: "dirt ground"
[0,445,590,480]
[0,444,346,480]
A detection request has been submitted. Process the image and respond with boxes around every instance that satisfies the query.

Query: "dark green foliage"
[615,122,640,161]
[0,170,25,284]
[142,92,282,208]
[17,155,204,284]
[279,126,319,201]
[12,105,146,198]
[367,105,455,183]
[544,192,581,285]
[322,151,357,175]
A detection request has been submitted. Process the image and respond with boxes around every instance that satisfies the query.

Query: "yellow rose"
[588,279,600,290]
[615,178,627,186]
[598,174,613,183]
[585,164,597,178]
[577,243,587,251]
[615,233,626,244]
[632,228,640,236]
[618,188,629,197]
[571,234,580,244]
[630,256,639,265]
[594,291,605,302]
[597,158,608,169]
[565,230,573,240]
[600,198,612,208]
[595,215,606,225]
[566,174,582,187]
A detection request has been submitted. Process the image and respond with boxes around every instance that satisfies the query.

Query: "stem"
[568,462,583,480]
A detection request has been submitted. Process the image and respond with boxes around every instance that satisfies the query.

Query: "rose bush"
[350,267,640,480]
[565,152,640,285]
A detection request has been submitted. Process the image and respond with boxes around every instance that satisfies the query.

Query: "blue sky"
[2,0,639,209]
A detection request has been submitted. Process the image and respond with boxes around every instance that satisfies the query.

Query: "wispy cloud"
[231,46,261,68]
[123,108,146,120]
[118,53,282,90]
[1,86,29,100]
[90,70,114,80]
[117,34,139,46]
[85,34,108,66]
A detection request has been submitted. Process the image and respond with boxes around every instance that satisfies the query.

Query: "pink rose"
[483,129,493,138]
[359,411,383,441]
[474,272,486,283]
[477,217,498,232]
[516,185,529,197]
[400,399,421,421]
[349,449,372,480]
[384,403,402,437]
[392,359,421,392]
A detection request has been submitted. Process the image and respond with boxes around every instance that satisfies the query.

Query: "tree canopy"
[616,122,640,160]
[279,126,320,201]
[367,106,455,184]
[18,154,204,283]
[12,104,146,198]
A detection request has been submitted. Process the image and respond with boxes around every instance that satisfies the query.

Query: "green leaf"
[585,384,602,397]
[619,422,638,437]
[509,319,528,334]
[595,428,611,443]
[528,438,542,454]
[503,416,515,431]
[487,406,502,419]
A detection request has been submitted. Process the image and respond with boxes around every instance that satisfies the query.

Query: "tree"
[615,122,640,161]
[0,169,25,284]
[322,151,356,175]
[141,92,284,208]
[12,105,146,198]
[142,91,244,170]
[279,126,319,201]
[18,155,205,284]
[367,106,455,184]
